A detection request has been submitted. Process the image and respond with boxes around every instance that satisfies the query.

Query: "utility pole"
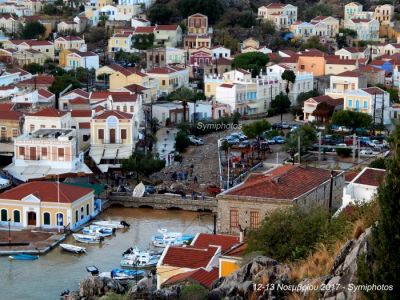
[381,92,385,127]
[318,132,321,167]
[352,133,356,163]
[328,170,334,213]
[298,135,301,164]
[373,92,377,135]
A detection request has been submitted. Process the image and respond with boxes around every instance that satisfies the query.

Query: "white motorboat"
[151,229,194,248]
[92,220,129,229]
[60,243,87,254]
[72,234,103,244]
[82,225,114,237]
[0,176,11,190]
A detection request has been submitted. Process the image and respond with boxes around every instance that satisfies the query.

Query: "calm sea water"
[0,208,213,300]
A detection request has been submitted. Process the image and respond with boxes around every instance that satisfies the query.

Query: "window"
[230,209,239,230]
[363,101,368,109]
[43,212,51,225]
[58,148,64,159]
[41,147,47,158]
[13,210,20,223]
[1,209,7,222]
[250,211,260,229]
[98,129,104,139]
[162,80,166,86]
[12,128,18,137]
[57,213,63,226]
[348,99,353,107]
[81,207,84,219]
[86,204,90,216]
[75,210,79,223]
[19,147,25,156]
[121,129,127,139]
[1,127,6,139]
[355,100,360,110]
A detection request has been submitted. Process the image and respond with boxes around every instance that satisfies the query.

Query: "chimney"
[239,230,244,243]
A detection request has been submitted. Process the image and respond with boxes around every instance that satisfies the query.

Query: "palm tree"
[281,69,296,124]
[169,87,195,123]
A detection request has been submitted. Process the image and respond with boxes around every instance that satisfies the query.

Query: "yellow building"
[13,49,48,66]
[108,31,133,53]
[59,49,71,67]
[0,182,94,229]
[219,243,246,277]
[0,109,22,143]
[96,0,113,9]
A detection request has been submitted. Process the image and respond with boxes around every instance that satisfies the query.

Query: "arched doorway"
[109,128,116,143]
[27,211,36,226]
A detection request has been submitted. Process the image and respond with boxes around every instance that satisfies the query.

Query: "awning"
[97,164,109,173]
[247,103,259,109]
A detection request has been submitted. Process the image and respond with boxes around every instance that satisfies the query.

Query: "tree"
[357,125,400,299]
[114,50,142,65]
[247,205,349,262]
[238,11,256,28]
[369,157,386,169]
[24,63,44,74]
[304,4,332,21]
[20,21,45,39]
[232,52,269,77]
[296,90,320,106]
[122,151,165,179]
[331,110,372,133]
[178,0,225,24]
[180,284,208,300]
[175,130,190,153]
[49,74,80,97]
[168,87,195,123]
[300,36,328,52]
[285,124,317,163]
[42,4,60,15]
[132,33,155,50]
[148,4,173,24]
[261,20,276,35]
[242,119,271,141]
[271,93,291,123]
[336,28,357,48]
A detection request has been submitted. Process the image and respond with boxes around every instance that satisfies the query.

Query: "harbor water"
[0,207,213,300]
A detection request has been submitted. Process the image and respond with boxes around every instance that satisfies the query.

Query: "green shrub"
[175,130,190,153]
[180,284,208,300]
[336,147,352,157]
[369,157,386,169]
[247,206,351,262]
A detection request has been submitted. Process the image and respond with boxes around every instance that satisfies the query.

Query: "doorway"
[109,128,116,143]
[27,211,36,226]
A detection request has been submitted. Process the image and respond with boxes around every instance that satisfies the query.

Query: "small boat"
[151,229,194,248]
[110,268,145,280]
[121,252,160,269]
[73,234,103,244]
[92,220,130,229]
[132,182,145,197]
[86,265,99,275]
[9,254,38,260]
[82,225,114,237]
[60,243,87,254]
[0,176,11,190]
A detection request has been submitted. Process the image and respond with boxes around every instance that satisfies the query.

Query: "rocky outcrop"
[209,256,292,299]
[77,276,125,299]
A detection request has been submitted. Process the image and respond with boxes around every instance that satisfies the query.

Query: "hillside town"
[0,0,399,299]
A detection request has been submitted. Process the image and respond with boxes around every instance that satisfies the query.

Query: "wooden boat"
[72,234,103,244]
[9,254,38,260]
[82,226,114,237]
[60,243,87,254]
[110,268,145,280]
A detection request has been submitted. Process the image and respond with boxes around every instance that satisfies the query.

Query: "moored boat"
[151,229,194,247]
[92,220,130,229]
[73,234,103,244]
[9,254,38,260]
[110,268,145,280]
[60,243,87,254]
[82,226,114,237]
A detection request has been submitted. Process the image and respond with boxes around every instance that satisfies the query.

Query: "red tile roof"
[335,70,361,77]
[0,182,93,203]
[156,25,179,31]
[342,47,366,53]
[38,88,54,98]
[56,36,83,41]
[147,66,185,74]
[19,75,54,86]
[220,83,234,88]
[163,267,219,289]
[135,26,155,33]
[345,171,359,183]
[326,56,357,65]
[0,110,22,120]
[192,233,240,253]
[79,122,90,129]
[224,165,338,200]
[70,97,90,105]
[123,84,148,93]
[111,93,138,102]
[362,87,385,95]
[354,168,385,186]
[71,110,92,117]
[223,243,247,257]
[29,108,67,117]
[65,88,89,98]
[266,3,285,8]
[94,110,133,120]
[90,91,111,100]
[309,95,343,107]
[161,246,219,269]
[0,103,14,111]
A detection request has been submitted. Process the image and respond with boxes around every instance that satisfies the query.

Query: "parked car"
[360,149,373,155]
[336,143,347,148]
[238,141,250,148]
[225,137,240,145]
[272,136,286,144]
[189,135,204,145]
[144,185,156,195]
[230,132,247,141]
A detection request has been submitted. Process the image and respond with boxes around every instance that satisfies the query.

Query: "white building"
[344,18,379,41]
[211,46,231,59]
[118,0,154,9]
[335,47,369,60]
[131,17,151,28]
[66,50,99,70]
[344,2,364,20]
[24,108,72,133]
[258,3,297,29]
[342,167,385,211]
[4,128,92,182]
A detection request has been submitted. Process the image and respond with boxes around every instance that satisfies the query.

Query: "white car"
[188,135,204,145]
[360,149,373,155]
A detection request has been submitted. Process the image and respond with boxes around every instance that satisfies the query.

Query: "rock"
[210,256,292,299]
[79,276,125,299]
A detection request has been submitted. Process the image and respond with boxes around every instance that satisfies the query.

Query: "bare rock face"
[209,256,292,299]
[79,276,125,299]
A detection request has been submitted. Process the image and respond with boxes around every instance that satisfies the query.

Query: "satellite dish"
[132,182,145,198]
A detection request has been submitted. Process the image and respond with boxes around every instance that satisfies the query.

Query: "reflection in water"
[0,208,213,300]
